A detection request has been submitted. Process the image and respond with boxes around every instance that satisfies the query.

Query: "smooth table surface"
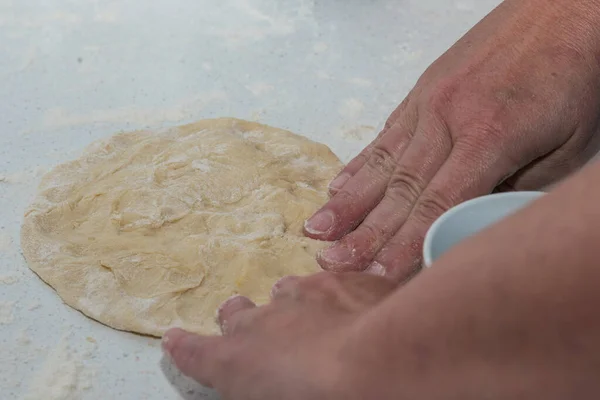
[0,0,501,398]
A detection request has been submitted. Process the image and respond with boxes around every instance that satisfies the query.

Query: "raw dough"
[21,118,342,336]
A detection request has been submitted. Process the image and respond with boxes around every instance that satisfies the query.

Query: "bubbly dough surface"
[21,118,342,336]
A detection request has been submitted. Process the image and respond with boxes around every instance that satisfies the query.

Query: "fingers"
[217,295,256,335]
[162,328,227,388]
[371,140,513,281]
[270,275,301,300]
[328,97,413,195]
[275,272,397,310]
[317,123,452,272]
[304,117,417,241]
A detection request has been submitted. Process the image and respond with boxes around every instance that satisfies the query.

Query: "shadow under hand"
[160,355,219,400]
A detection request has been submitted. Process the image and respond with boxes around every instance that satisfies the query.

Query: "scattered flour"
[23,337,96,400]
[191,160,212,172]
[17,329,31,346]
[338,125,377,141]
[348,77,372,87]
[316,70,331,80]
[0,301,15,325]
[0,274,19,285]
[312,42,328,53]
[338,98,365,118]
[0,167,46,185]
[0,233,13,253]
[245,82,274,96]
[38,91,228,131]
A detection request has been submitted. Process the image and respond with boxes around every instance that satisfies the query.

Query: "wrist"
[346,162,600,398]
[539,0,600,68]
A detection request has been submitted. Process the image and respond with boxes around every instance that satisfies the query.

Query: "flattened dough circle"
[21,118,342,336]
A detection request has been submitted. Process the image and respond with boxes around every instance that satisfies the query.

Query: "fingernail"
[328,173,351,192]
[216,294,244,321]
[365,261,386,276]
[319,244,353,265]
[270,276,290,297]
[304,210,335,235]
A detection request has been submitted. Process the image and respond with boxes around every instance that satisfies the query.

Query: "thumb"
[162,328,226,388]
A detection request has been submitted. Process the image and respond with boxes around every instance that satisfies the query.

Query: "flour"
[312,42,328,53]
[338,98,365,118]
[338,125,377,141]
[23,337,96,400]
[0,167,46,185]
[191,160,212,172]
[39,91,228,131]
[0,274,19,285]
[0,233,14,253]
[348,77,373,87]
[16,329,31,346]
[0,301,15,325]
[245,82,274,96]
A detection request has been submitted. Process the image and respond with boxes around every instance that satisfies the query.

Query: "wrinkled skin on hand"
[162,272,396,400]
[304,0,600,281]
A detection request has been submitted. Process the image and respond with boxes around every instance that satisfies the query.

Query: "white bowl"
[422,191,545,267]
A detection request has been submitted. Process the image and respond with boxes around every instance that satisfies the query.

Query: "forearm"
[468,0,600,67]
[348,161,600,399]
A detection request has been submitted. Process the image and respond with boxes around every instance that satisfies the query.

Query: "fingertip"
[270,275,300,299]
[162,328,224,388]
[162,328,204,375]
[162,327,188,355]
[316,247,357,273]
[217,295,256,334]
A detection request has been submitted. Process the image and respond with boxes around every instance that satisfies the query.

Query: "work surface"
[0,0,500,398]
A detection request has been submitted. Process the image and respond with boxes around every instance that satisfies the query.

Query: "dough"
[21,118,342,336]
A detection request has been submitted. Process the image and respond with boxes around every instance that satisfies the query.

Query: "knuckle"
[423,80,458,115]
[358,222,386,248]
[312,273,344,294]
[387,169,423,204]
[385,96,412,130]
[462,118,506,144]
[349,150,371,169]
[414,190,454,225]
[344,150,371,172]
[332,187,355,206]
[302,272,341,293]
[366,145,396,176]
[455,120,516,167]
[384,116,395,131]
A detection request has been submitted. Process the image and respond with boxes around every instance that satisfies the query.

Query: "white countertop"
[0,1,501,398]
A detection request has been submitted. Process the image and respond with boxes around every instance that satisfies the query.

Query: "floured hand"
[161,272,396,400]
[304,0,600,281]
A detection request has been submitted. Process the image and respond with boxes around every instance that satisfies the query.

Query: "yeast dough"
[21,118,342,336]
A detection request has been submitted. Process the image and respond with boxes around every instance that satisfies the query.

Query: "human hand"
[161,272,396,400]
[304,0,600,280]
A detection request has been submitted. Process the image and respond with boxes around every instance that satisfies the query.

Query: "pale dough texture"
[21,118,342,336]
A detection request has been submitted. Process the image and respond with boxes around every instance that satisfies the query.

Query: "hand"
[304,0,600,281]
[161,272,396,400]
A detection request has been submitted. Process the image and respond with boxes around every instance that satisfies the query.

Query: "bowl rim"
[422,191,545,267]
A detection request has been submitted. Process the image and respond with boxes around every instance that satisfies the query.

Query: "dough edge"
[21,117,343,337]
